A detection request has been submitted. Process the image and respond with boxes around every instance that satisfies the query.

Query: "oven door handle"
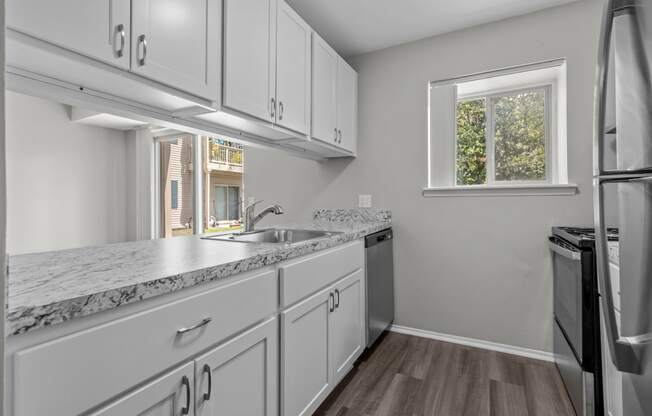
[548,238,581,261]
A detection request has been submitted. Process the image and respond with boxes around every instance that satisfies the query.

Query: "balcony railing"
[209,142,242,166]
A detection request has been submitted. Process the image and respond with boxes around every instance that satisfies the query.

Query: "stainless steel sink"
[203,228,341,244]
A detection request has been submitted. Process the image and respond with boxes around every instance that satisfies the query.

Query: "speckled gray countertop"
[7,209,391,336]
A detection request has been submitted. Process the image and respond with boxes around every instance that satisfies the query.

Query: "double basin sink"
[203,228,341,245]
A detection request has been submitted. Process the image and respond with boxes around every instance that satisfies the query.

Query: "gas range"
[552,226,619,248]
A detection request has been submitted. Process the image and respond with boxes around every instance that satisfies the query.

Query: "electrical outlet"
[358,194,372,208]
[247,196,256,206]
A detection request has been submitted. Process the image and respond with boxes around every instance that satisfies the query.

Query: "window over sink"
[426,59,576,196]
[157,135,245,237]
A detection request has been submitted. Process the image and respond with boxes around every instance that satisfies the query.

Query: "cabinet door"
[336,58,358,154]
[195,317,278,416]
[7,0,130,69]
[281,287,332,416]
[90,362,194,416]
[223,0,276,122]
[131,0,220,101]
[275,0,311,134]
[311,33,339,145]
[329,269,365,383]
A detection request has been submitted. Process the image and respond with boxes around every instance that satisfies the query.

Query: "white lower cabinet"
[8,242,367,416]
[329,269,365,384]
[281,268,365,416]
[281,286,333,416]
[195,317,278,416]
[90,362,195,416]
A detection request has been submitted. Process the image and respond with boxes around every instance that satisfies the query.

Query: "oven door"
[555,319,595,416]
[549,236,584,363]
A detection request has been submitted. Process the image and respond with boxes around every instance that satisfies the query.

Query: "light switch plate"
[358,194,372,208]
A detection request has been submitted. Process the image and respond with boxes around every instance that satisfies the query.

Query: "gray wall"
[245,0,602,352]
[6,92,129,255]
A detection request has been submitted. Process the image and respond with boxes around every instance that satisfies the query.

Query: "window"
[170,180,179,209]
[159,135,195,237]
[157,135,245,238]
[426,60,576,196]
[204,139,244,234]
[456,87,549,185]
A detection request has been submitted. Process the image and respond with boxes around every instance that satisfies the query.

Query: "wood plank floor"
[314,332,576,416]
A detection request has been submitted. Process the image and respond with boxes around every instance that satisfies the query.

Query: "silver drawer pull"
[138,34,147,66]
[181,376,191,415]
[177,317,212,334]
[114,24,125,58]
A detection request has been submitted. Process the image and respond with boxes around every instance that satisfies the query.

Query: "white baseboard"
[389,324,554,363]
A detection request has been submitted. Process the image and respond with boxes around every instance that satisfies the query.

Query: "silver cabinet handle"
[114,24,125,58]
[595,174,652,374]
[279,101,284,120]
[138,34,147,66]
[177,317,212,334]
[329,292,335,312]
[181,376,191,415]
[202,364,212,401]
[548,238,581,261]
[334,128,338,142]
[334,289,340,308]
[271,97,276,119]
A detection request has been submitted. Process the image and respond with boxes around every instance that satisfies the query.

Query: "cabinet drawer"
[279,240,363,307]
[13,269,277,416]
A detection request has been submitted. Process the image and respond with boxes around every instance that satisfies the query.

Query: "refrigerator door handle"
[595,176,652,374]
[592,0,613,176]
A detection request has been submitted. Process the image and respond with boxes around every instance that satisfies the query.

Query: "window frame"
[425,59,577,197]
[455,84,553,186]
[154,133,203,238]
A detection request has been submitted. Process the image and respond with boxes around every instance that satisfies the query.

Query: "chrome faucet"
[244,201,284,232]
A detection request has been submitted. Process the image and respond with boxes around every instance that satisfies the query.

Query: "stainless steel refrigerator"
[594,0,652,415]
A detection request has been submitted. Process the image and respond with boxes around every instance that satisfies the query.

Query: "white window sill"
[422,183,579,197]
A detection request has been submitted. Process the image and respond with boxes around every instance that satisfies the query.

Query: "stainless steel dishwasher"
[365,228,394,347]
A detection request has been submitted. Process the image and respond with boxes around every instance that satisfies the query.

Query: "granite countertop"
[8,209,391,336]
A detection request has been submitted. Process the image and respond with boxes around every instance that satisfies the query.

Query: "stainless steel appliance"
[594,0,652,414]
[549,227,617,415]
[365,228,394,347]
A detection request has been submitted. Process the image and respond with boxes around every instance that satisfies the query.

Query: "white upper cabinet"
[7,0,357,157]
[311,33,339,145]
[131,0,220,101]
[7,0,131,69]
[310,33,358,154]
[223,0,276,123]
[275,0,311,135]
[336,59,358,154]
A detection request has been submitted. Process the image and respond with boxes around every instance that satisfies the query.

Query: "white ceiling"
[286,0,580,57]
